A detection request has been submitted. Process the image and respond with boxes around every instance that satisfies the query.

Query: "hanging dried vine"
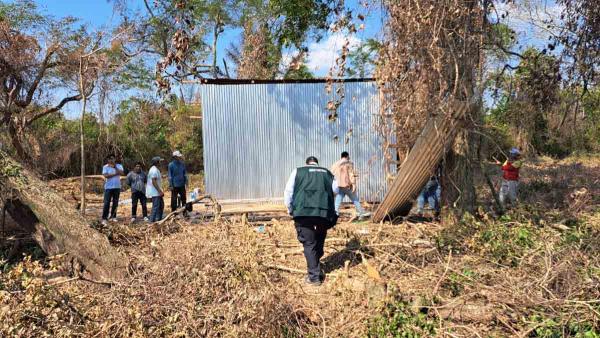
[374,0,494,212]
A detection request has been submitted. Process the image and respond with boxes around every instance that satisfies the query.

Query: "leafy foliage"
[366,298,436,338]
[346,39,381,78]
[24,97,203,177]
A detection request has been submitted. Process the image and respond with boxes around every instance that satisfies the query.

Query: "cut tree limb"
[0,150,128,281]
[157,195,221,225]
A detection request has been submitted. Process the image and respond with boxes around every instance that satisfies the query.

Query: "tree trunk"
[0,150,128,281]
[8,122,31,164]
[442,128,476,214]
[439,0,481,216]
[79,76,87,216]
[212,13,221,78]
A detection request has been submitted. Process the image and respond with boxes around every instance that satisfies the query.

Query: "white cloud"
[305,33,362,77]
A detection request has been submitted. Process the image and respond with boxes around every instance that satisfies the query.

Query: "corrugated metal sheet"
[200,80,388,202]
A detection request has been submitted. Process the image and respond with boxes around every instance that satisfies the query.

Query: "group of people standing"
[100,151,188,225]
[99,146,523,287]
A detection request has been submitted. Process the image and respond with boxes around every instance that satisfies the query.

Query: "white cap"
[172,150,183,158]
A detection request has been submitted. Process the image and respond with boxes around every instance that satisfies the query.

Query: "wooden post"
[78,56,88,216]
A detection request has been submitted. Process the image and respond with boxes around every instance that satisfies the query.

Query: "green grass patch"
[366,298,437,338]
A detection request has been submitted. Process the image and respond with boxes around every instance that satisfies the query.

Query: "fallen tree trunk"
[373,102,470,222]
[0,150,128,281]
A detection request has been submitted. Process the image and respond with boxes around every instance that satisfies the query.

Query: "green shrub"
[527,314,599,338]
[366,298,436,338]
[442,268,476,297]
[435,213,539,266]
[477,223,535,266]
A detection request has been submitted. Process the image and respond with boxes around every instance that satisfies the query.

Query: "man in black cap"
[284,156,338,286]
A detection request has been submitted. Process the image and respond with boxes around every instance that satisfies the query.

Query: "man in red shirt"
[496,148,523,208]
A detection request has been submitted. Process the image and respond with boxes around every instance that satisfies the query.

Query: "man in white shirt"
[101,155,124,225]
[146,156,165,222]
[284,156,339,286]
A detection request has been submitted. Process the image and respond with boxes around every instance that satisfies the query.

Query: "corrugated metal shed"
[200,79,388,202]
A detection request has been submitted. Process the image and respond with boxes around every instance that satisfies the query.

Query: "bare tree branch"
[25,94,82,126]
[22,47,58,107]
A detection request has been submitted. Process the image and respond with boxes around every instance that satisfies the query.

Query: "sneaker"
[101,219,108,226]
[110,218,118,223]
[143,217,150,222]
[130,217,136,223]
[304,276,322,286]
[358,212,371,220]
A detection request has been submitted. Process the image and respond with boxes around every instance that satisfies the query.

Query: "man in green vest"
[284,156,339,286]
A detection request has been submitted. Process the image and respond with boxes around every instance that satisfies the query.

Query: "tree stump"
[0,150,128,281]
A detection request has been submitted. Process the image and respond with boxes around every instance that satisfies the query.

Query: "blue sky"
[31,0,559,78]
[23,0,385,118]
[10,0,560,118]
[33,0,385,77]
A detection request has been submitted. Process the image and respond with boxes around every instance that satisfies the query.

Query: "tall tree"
[233,0,334,79]
[555,0,599,93]
[0,2,89,162]
[76,27,135,215]
[375,0,499,215]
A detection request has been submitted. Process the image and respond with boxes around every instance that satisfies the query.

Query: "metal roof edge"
[191,78,376,85]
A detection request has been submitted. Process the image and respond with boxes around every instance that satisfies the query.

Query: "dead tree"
[0,150,128,281]
[375,0,487,216]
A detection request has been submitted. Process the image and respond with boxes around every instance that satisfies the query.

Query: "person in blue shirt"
[101,155,124,225]
[416,164,442,219]
[168,150,188,212]
[126,162,148,223]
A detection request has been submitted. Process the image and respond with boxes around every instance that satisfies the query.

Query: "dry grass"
[0,156,599,337]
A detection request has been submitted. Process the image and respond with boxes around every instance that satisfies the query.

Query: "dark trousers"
[295,217,330,282]
[150,196,164,222]
[171,186,187,212]
[102,188,120,220]
[131,191,148,217]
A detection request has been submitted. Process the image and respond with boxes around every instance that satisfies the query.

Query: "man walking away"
[147,157,165,222]
[101,155,124,225]
[496,148,523,208]
[284,156,338,286]
[331,151,370,219]
[168,150,188,212]
[127,162,149,223]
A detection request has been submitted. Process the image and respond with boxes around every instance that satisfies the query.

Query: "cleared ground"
[1,155,598,337]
